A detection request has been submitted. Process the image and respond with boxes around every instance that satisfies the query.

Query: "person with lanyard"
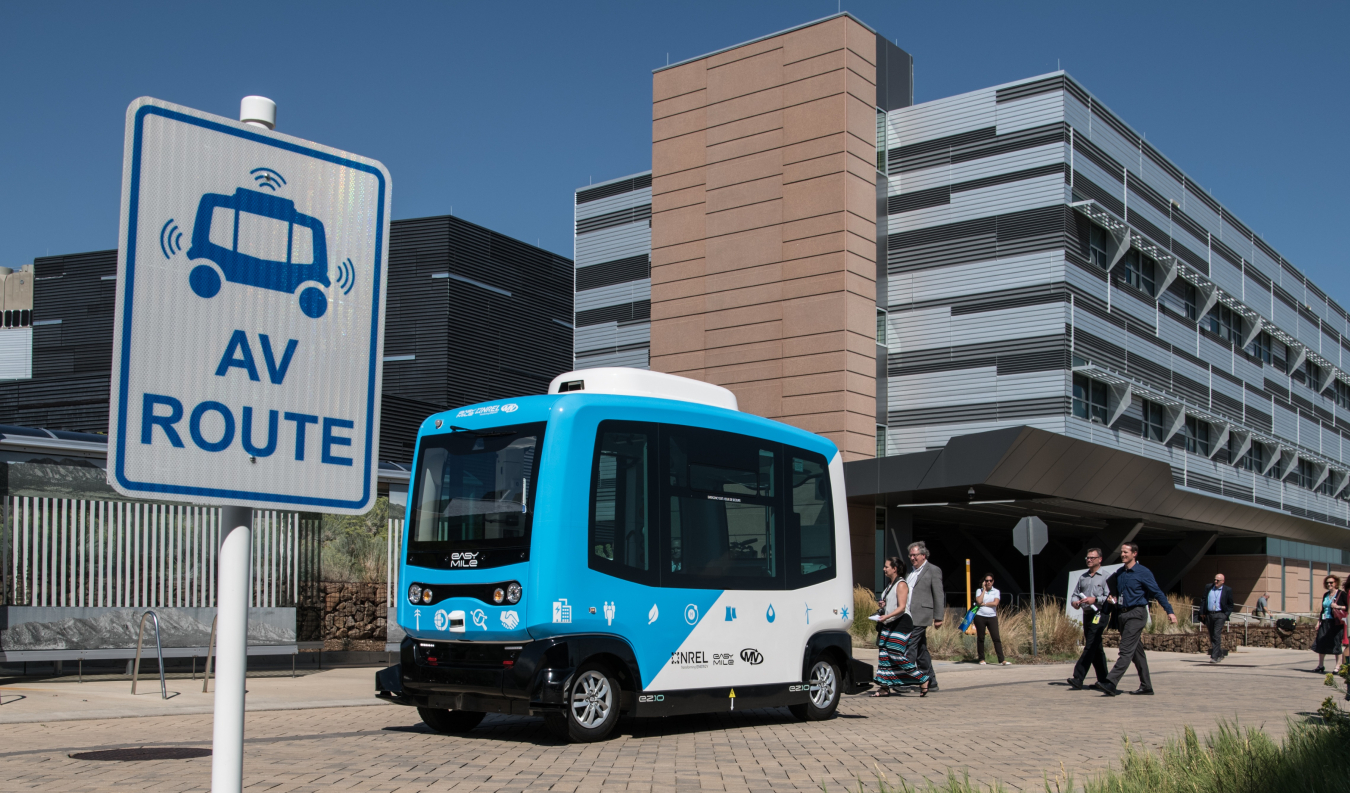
[1200,573,1234,664]
[1101,542,1175,696]
[1312,574,1347,674]
[871,556,930,696]
[1066,548,1111,690]
[973,574,1008,665]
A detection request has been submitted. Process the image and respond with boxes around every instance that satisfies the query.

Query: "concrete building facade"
[577,12,1350,612]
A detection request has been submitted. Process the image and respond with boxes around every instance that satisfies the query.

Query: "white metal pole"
[211,505,252,792]
[211,94,275,793]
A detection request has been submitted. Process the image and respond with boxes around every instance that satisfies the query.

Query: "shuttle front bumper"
[375,634,635,716]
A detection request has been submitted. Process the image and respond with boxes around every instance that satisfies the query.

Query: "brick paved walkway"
[0,647,1332,792]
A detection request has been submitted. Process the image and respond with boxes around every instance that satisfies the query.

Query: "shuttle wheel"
[789,658,840,721]
[418,707,485,733]
[544,664,619,742]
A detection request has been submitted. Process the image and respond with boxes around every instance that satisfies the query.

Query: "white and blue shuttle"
[376,368,872,741]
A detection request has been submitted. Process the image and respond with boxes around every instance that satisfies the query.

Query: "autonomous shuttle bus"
[376,368,872,742]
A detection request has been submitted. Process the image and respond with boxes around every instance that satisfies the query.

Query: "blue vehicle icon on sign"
[185,187,331,318]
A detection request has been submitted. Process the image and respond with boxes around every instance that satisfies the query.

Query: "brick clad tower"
[648,14,884,461]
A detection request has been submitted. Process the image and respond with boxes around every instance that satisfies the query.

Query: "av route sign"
[109,97,390,513]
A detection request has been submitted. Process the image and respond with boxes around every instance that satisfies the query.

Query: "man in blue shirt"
[1101,542,1176,696]
[1200,573,1234,663]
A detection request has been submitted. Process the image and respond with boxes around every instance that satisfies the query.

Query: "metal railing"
[386,518,404,608]
[3,497,302,608]
[130,610,167,699]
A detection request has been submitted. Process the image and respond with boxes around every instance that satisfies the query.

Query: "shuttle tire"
[544,663,620,742]
[789,657,841,721]
[418,707,485,733]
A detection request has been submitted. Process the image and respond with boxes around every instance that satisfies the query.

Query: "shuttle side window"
[588,422,657,585]
[786,451,835,589]
[661,425,783,590]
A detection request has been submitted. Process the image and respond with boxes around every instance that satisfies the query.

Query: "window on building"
[874,108,885,172]
[589,422,657,585]
[1181,415,1211,456]
[664,424,782,589]
[1165,279,1199,320]
[1204,304,1241,344]
[1317,473,1335,496]
[1089,225,1112,269]
[1072,374,1109,424]
[1141,399,1167,442]
[1122,250,1157,297]
[1302,359,1325,391]
[875,425,887,458]
[876,309,887,346]
[1233,438,1269,475]
[1333,378,1350,410]
[787,452,836,588]
[1288,458,1316,490]
[1247,331,1272,364]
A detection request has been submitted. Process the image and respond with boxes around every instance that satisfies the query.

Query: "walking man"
[1101,542,1176,696]
[904,542,945,691]
[1066,548,1111,690]
[1200,573,1234,663]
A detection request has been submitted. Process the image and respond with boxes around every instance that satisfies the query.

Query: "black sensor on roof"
[559,380,585,392]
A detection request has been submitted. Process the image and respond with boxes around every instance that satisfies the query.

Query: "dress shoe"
[1128,687,1154,695]
[1100,684,1121,697]
[1066,678,1083,690]
[1087,682,1104,691]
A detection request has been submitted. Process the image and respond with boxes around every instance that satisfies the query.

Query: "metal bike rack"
[203,614,218,693]
[130,610,168,699]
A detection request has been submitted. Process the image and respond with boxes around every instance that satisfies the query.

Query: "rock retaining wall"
[1102,623,1317,653]
[315,582,387,651]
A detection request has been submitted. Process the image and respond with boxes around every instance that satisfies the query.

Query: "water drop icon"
[766,604,776,623]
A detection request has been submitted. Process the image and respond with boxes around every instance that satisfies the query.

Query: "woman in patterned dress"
[872,556,930,697]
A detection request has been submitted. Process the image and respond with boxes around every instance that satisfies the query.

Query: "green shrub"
[320,496,391,582]
[852,585,879,642]
[1082,719,1350,793]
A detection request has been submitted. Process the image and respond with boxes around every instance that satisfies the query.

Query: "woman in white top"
[872,556,930,696]
[973,574,1009,665]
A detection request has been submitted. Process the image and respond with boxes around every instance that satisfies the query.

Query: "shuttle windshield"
[409,422,545,558]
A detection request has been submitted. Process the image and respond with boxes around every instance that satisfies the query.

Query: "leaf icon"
[648,604,659,624]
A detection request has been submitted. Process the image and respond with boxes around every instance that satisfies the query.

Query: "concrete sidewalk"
[0,665,389,723]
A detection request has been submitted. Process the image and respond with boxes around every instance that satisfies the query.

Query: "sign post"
[1012,516,1048,656]
[110,96,390,792]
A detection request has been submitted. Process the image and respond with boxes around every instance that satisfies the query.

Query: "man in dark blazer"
[903,541,945,691]
[1200,573,1234,663]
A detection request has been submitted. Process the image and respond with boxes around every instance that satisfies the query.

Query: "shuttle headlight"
[492,587,506,604]
[421,588,433,604]
[506,582,522,604]
[408,584,422,605]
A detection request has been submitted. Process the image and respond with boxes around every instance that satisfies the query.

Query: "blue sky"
[2,1,1346,298]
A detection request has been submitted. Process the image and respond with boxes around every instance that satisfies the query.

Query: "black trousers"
[905,625,936,687]
[1071,611,1109,684]
[1106,605,1152,691]
[974,615,1004,663]
[1205,614,1227,661]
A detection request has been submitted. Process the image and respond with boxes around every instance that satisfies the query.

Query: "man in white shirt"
[903,542,945,691]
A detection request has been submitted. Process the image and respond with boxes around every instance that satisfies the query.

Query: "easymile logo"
[447,551,480,568]
[740,648,763,665]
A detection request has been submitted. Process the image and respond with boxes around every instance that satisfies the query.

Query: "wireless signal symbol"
[250,167,286,191]
[335,258,356,295]
[159,219,183,260]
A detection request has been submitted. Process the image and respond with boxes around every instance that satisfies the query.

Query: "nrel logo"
[109,97,390,512]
